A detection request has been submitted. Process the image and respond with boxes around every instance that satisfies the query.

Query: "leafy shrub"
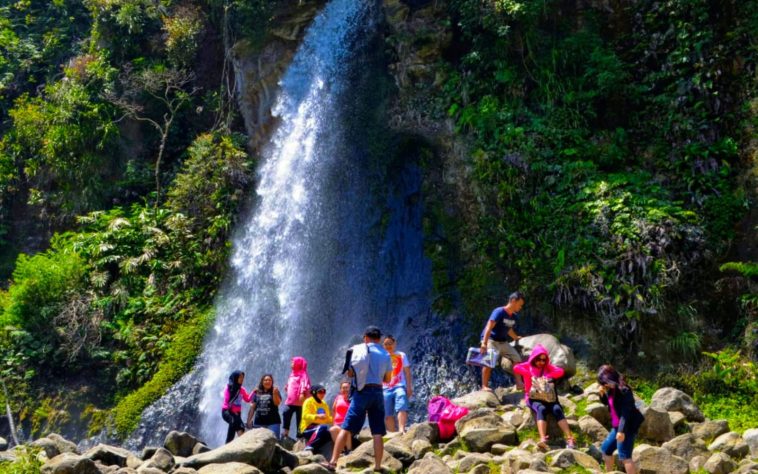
[163,5,205,68]
[0,446,43,474]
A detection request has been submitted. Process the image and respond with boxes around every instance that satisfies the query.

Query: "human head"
[597,364,627,390]
[291,356,307,372]
[383,335,396,353]
[340,381,350,395]
[310,384,326,403]
[258,374,274,392]
[528,344,550,367]
[228,370,245,386]
[507,291,525,312]
[364,325,382,342]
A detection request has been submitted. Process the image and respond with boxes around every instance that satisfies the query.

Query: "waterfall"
[196,0,431,447]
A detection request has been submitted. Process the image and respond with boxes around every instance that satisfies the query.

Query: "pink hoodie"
[285,356,311,406]
[513,344,564,402]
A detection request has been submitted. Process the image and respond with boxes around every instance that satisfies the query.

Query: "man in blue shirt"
[325,326,391,472]
[480,291,526,391]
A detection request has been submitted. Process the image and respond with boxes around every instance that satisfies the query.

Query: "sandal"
[319,461,336,472]
[537,437,549,451]
[566,438,577,449]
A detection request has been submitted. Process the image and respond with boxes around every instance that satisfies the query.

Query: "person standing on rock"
[479,291,525,391]
[323,326,392,472]
[282,356,311,439]
[597,365,645,474]
[246,373,283,438]
[221,370,254,443]
[382,334,413,434]
[514,344,576,450]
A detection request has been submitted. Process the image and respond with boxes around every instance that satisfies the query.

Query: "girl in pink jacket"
[282,356,311,438]
[221,370,254,443]
[514,344,576,450]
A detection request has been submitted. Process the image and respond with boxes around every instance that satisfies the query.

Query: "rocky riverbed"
[2,384,757,473]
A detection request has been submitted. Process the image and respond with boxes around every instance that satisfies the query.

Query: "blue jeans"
[601,427,638,461]
[253,423,281,438]
[383,385,409,415]
[342,386,386,435]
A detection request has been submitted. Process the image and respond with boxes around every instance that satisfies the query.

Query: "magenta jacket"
[222,385,253,414]
[285,356,311,406]
[513,344,564,402]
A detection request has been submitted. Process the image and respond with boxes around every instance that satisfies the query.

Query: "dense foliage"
[435,0,756,360]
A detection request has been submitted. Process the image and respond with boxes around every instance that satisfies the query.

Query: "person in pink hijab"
[282,356,311,438]
[514,344,576,450]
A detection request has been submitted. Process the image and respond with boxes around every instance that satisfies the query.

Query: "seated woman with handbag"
[514,344,576,450]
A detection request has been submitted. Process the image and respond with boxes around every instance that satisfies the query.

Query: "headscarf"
[310,384,325,404]
[290,356,311,394]
[228,370,244,402]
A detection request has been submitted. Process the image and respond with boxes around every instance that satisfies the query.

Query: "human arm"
[246,400,257,427]
[544,364,565,380]
[480,320,497,352]
[240,387,254,403]
[404,365,413,398]
[222,386,231,410]
[273,387,282,406]
[301,399,318,426]
[508,327,520,341]
[617,388,637,434]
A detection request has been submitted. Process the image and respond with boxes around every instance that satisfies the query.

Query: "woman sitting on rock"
[222,370,254,443]
[331,381,353,452]
[300,385,340,451]
[514,344,576,450]
[597,365,644,474]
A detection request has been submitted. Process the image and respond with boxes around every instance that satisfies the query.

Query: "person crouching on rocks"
[514,344,576,450]
[222,370,254,443]
[597,365,644,474]
[300,384,340,451]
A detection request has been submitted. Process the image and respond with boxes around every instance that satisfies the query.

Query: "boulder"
[0,437,7,451]
[292,464,332,474]
[141,447,174,472]
[136,467,168,474]
[633,444,689,474]
[704,452,738,474]
[411,439,432,459]
[272,444,299,470]
[181,429,277,471]
[709,431,750,459]
[197,462,263,474]
[668,411,688,430]
[689,455,709,472]
[41,452,100,474]
[172,468,199,474]
[547,448,602,471]
[407,454,453,474]
[455,409,518,452]
[743,428,758,459]
[502,448,533,471]
[517,334,576,377]
[398,422,439,445]
[650,387,705,422]
[468,465,492,474]
[692,420,730,442]
[638,407,675,442]
[192,443,210,455]
[501,410,524,429]
[33,434,79,459]
[84,444,138,468]
[661,433,709,460]
[384,437,415,467]
[337,440,403,472]
[453,390,501,410]
[141,447,158,461]
[164,431,203,458]
[579,415,609,443]
[457,452,493,472]
[490,444,509,455]
[586,402,611,427]
[735,460,758,473]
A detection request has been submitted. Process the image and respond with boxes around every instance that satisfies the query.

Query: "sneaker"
[566,439,577,449]
[537,438,549,451]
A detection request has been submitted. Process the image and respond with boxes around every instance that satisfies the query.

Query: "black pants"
[222,409,245,443]
[282,404,303,436]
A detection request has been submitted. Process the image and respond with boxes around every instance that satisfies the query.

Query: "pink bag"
[427,396,452,423]
[438,403,469,441]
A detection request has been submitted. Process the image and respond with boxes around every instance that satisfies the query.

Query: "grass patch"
[0,446,43,474]
[112,308,213,437]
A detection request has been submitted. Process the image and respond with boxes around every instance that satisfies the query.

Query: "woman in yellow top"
[300,384,341,451]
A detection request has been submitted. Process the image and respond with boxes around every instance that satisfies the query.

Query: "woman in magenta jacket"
[514,344,576,450]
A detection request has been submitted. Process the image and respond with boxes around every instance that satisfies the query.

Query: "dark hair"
[384,334,396,343]
[257,373,274,393]
[364,325,382,340]
[597,364,630,391]
[509,291,525,302]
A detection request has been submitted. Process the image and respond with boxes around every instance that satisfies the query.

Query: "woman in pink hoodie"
[282,356,311,438]
[514,344,576,450]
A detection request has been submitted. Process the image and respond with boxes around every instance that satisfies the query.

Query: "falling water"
[196,0,432,447]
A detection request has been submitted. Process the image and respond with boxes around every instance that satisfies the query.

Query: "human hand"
[616,432,625,443]
[479,343,487,353]
[406,387,413,398]
[246,422,253,429]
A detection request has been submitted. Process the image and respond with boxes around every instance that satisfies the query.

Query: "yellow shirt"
[300,397,333,432]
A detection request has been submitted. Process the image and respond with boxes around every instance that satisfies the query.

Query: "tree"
[106,65,198,204]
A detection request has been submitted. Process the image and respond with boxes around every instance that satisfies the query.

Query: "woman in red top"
[514,344,576,450]
[331,381,353,452]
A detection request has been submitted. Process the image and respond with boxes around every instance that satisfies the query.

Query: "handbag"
[528,373,557,403]
[465,347,498,368]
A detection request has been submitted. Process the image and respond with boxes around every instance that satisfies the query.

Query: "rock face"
[650,387,705,422]
[180,429,277,471]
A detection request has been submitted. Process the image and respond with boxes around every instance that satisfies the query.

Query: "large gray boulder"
[141,447,174,472]
[692,420,730,442]
[517,334,576,377]
[292,464,332,474]
[337,440,403,472]
[33,434,79,459]
[451,390,501,409]
[633,444,689,474]
[579,415,609,443]
[384,437,415,467]
[586,402,611,427]
[197,462,262,474]
[407,454,453,474]
[650,387,704,422]
[661,433,709,460]
[83,444,139,468]
[164,431,203,458]
[638,407,675,442]
[742,428,758,459]
[456,452,493,473]
[398,422,439,445]
[547,448,602,471]
[455,409,518,452]
[181,429,277,471]
[704,452,738,474]
[41,452,100,474]
[709,431,750,459]
[0,437,7,451]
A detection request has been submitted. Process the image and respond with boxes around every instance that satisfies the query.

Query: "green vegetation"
[0,446,43,474]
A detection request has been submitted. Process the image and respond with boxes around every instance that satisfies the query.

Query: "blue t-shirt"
[365,342,392,385]
[480,306,517,342]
